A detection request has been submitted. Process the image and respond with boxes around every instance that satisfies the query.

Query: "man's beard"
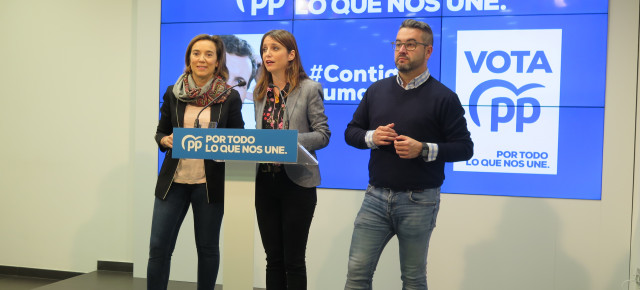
[395,55,421,72]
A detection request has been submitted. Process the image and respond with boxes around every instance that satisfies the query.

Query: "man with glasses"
[344,19,474,290]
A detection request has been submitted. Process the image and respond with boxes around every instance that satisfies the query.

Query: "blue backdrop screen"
[159,0,608,200]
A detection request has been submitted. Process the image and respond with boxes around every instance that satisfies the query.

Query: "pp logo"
[469,79,544,132]
[236,0,284,15]
[181,135,203,152]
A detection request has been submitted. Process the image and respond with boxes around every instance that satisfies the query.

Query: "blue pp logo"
[468,79,544,132]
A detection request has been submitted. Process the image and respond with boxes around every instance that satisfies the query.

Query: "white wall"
[131,0,162,281]
[1,0,639,290]
[0,0,134,272]
[632,0,640,286]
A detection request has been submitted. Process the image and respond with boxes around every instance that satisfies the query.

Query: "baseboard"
[0,265,82,280]
[97,261,133,273]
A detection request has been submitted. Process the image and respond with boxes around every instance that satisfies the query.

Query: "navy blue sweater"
[345,76,473,190]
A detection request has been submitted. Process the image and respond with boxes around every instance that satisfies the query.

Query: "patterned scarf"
[173,74,230,106]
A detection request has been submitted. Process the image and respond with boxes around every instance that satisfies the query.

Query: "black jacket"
[154,85,245,203]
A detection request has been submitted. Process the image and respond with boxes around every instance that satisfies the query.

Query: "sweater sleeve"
[435,91,474,162]
[344,88,371,149]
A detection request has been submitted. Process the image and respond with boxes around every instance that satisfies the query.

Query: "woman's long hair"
[184,34,229,81]
[254,30,308,101]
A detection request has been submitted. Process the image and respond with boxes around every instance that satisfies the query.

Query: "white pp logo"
[237,0,285,15]
[181,135,203,152]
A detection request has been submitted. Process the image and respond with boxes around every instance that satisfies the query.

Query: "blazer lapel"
[175,98,187,128]
[283,87,299,127]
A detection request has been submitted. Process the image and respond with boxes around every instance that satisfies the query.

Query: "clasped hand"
[373,123,422,159]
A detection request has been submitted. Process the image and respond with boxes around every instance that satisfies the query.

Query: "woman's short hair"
[184,34,229,81]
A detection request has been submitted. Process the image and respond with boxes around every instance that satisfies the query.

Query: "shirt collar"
[396,68,430,90]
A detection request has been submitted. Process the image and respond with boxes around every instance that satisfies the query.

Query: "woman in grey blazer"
[253,29,330,290]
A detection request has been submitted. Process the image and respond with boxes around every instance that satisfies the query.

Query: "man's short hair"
[220,34,257,85]
[400,19,433,46]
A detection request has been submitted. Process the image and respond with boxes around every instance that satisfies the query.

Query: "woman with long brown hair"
[253,29,330,289]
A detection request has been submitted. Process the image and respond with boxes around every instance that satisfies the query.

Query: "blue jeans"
[345,185,441,290]
[147,183,224,290]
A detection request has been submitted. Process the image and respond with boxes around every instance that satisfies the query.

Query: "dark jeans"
[255,169,317,290]
[147,183,224,290]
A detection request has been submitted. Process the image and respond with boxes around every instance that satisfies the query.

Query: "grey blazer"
[254,78,331,187]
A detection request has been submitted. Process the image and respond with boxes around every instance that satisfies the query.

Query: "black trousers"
[255,168,317,290]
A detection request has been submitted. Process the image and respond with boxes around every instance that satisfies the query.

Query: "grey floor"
[0,271,266,290]
[0,274,58,290]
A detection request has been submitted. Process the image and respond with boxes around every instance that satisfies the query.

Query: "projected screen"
[159,0,608,200]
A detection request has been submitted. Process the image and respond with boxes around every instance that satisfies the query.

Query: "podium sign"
[172,128,298,162]
[171,127,305,289]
